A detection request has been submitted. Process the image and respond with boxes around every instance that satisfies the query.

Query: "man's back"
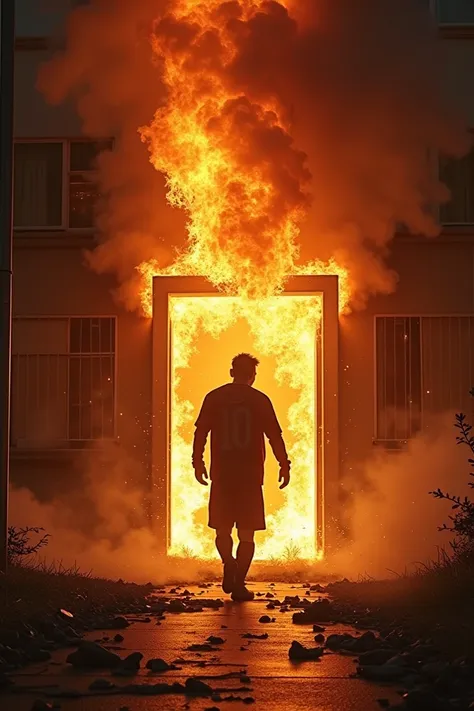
[194,383,282,483]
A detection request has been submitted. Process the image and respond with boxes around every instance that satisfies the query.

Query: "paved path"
[5,582,399,710]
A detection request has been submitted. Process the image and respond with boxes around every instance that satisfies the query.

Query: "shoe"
[231,585,255,602]
[222,560,237,594]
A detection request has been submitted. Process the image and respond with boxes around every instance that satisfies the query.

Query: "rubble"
[66,641,121,669]
[292,599,340,624]
[288,641,324,661]
[146,657,178,672]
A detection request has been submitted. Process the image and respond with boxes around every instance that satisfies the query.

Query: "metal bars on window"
[11,317,116,449]
[375,315,474,441]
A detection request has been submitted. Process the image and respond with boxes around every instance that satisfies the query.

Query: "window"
[436,0,474,25]
[15,0,88,38]
[376,315,474,441]
[13,139,112,231]
[439,148,474,225]
[11,317,116,448]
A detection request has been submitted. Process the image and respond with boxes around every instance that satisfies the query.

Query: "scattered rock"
[88,678,116,690]
[314,634,325,644]
[313,625,325,633]
[103,616,130,630]
[358,649,397,666]
[357,664,406,681]
[187,644,219,652]
[207,636,225,645]
[403,687,446,711]
[113,651,143,676]
[292,599,339,624]
[66,641,121,669]
[241,633,268,640]
[146,658,176,672]
[289,641,324,661]
[185,677,213,696]
[114,633,124,643]
[258,616,274,624]
[240,675,251,684]
[30,701,56,711]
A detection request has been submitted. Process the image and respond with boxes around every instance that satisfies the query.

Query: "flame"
[169,294,322,559]
[135,0,350,559]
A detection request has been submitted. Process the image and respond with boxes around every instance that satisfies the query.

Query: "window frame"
[10,314,118,450]
[13,138,110,233]
[374,313,474,447]
[438,132,474,228]
[435,0,474,26]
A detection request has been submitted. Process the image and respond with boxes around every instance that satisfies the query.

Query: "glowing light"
[169,294,321,560]
[134,0,352,560]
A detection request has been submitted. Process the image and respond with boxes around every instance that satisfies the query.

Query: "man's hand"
[279,464,290,490]
[194,461,209,486]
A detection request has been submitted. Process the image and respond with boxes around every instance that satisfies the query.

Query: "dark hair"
[231,352,259,377]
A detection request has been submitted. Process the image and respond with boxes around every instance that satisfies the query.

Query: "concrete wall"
[11,246,153,498]
[339,237,474,485]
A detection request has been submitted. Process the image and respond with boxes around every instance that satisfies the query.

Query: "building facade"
[10,1,474,533]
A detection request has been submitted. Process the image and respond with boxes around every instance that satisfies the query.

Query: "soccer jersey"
[193,383,289,484]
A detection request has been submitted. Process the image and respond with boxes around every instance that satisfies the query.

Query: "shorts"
[208,476,265,531]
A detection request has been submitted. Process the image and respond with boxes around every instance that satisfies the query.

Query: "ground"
[3,582,400,711]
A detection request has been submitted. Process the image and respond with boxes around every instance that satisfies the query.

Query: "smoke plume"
[332,414,472,578]
[9,442,213,583]
[37,0,471,311]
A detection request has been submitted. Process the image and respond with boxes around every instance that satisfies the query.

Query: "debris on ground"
[241,633,268,640]
[146,658,178,672]
[292,598,340,624]
[66,641,121,669]
[288,640,324,661]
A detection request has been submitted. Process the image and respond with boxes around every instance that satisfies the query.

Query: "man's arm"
[192,395,212,485]
[263,398,291,489]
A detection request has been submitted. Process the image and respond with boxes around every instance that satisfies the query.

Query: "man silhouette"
[192,353,291,601]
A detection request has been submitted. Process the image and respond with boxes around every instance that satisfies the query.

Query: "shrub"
[431,408,474,559]
[8,526,50,563]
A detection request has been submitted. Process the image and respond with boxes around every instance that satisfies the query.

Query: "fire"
[169,294,321,560]
[136,0,350,560]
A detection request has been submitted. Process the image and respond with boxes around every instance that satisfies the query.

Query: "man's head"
[230,353,259,386]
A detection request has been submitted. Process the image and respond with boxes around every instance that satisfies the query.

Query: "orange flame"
[138,0,349,313]
[137,1,349,560]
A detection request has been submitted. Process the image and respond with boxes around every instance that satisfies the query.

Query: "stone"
[168,600,187,613]
[114,633,124,642]
[0,630,20,647]
[241,633,268,640]
[421,661,449,680]
[313,624,325,632]
[207,636,225,645]
[107,616,130,630]
[314,634,325,644]
[292,599,339,624]
[187,643,218,652]
[185,677,213,695]
[358,649,396,666]
[403,688,446,711]
[25,645,52,663]
[357,664,406,681]
[259,616,273,624]
[88,678,116,690]
[288,641,324,661]
[113,651,143,675]
[66,642,121,669]
[240,675,251,684]
[146,658,175,672]
[30,701,56,711]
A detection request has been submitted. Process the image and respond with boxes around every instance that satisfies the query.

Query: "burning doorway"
[152,276,339,560]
